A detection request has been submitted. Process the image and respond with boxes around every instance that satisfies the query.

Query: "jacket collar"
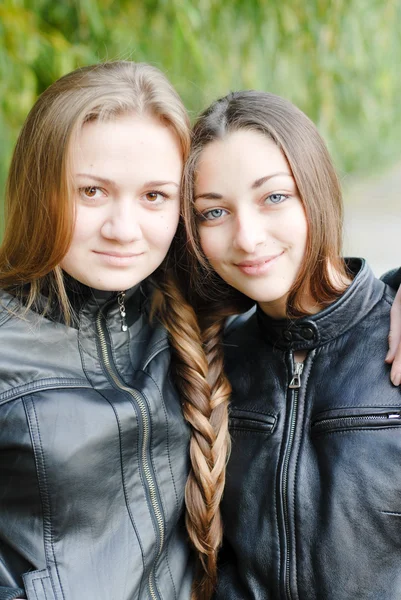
[27,274,143,328]
[256,258,385,351]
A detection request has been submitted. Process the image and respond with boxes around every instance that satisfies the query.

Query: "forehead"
[70,113,183,178]
[195,129,291,189]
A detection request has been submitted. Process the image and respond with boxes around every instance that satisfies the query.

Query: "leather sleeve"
[0,586,25,600]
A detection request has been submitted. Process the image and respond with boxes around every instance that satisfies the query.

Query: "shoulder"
[0,290,86,401]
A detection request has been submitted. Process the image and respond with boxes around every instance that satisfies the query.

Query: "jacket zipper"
[282,357,304,600]
[96,305,163,600]
[312,411,401,432]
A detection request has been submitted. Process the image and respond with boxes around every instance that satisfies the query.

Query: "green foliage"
[1,0,400,229]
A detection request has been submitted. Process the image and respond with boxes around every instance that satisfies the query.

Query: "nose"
[100,199,143,244]
[232,211,266,253]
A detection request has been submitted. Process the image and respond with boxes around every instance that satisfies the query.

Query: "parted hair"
[182,90,348,315]
[179,92,350,594]
[0,61,223,599]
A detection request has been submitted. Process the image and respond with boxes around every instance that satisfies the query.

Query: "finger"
[390,342,401,386]
[385,285,401,364]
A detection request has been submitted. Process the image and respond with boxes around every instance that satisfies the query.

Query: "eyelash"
[143,191,169,204]
[78,188,170,203]
[264,193,290,205]
[79,186,105,200]
[198,193,290,222]
[198,208,228,222]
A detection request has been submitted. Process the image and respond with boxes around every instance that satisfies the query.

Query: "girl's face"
[194,129,308,319]
[61,113,182,291]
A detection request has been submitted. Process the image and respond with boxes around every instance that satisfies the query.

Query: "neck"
[258,260,353,320]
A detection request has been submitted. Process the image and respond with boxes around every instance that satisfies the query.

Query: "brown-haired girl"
[0,62,227,600]
[182,90,401,599]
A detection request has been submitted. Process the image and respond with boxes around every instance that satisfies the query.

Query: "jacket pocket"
[311,408,401,435]
[229,408,276,434]
[22,569,56,600]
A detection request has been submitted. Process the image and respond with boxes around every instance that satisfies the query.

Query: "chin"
[75,273,143,292]
[238,288,279,303]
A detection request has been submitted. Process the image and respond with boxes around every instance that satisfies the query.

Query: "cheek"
[62,208,96,259]
[198,229,223,261]
[146,207,180,248]
[285,205,308,256]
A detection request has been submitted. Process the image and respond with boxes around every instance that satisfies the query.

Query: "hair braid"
[150,270,231,600]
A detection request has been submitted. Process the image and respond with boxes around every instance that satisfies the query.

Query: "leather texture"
[215,259,401,600]
[0,285,192,600]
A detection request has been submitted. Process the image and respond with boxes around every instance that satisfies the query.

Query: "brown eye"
[145,192,160,202]
[84,187,98,197]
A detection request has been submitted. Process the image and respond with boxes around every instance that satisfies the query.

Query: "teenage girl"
[0,62,226,600]
[182,90,401,599]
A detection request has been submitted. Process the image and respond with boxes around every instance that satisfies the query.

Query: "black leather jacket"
[215,259,401,600]
[0,284,192,600]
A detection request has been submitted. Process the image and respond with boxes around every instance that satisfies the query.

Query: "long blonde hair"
[0,61,225,599]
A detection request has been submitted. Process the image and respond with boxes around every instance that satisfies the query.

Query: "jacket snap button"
[302,327,315,340]
[283,330,293,341]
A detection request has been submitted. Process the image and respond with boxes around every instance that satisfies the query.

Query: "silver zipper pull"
[289,362,304,389]
[388,412,401,419]
[117,291,128,332]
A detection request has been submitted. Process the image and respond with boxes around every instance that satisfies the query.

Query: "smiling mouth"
[235,252,284,275]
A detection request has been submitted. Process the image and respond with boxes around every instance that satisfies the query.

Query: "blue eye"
[201,208,228,221]
[266,193,288,204]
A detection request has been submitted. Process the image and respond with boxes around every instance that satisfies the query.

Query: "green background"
[1,0,400,234]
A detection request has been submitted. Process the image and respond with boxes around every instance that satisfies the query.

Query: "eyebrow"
[194,192,224,201]
[76,174,179,188]
[195,172,293,200]
[252,172,292,189]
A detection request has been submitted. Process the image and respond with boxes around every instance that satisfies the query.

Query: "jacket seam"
[0,379,91,406]
[230,407,277,418]
[99,391,147,573]
[317,284,385,331]
[78,324,96,387]
[33,576,50,600]
[22,397,65,600]
[314,401,401,411]
[142,341,169,371]
[382,294,393,308]
[313,426,401,436]
[231,427,275,435]
[313,267,370,325]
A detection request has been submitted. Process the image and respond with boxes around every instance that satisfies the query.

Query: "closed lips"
[94,251,143,257]
[235,252,283,267]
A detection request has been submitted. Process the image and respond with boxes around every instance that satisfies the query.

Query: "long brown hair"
[0,61,189,318]
[178,91,350,592]
[0,61,226,599]
[182,90,349,316]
